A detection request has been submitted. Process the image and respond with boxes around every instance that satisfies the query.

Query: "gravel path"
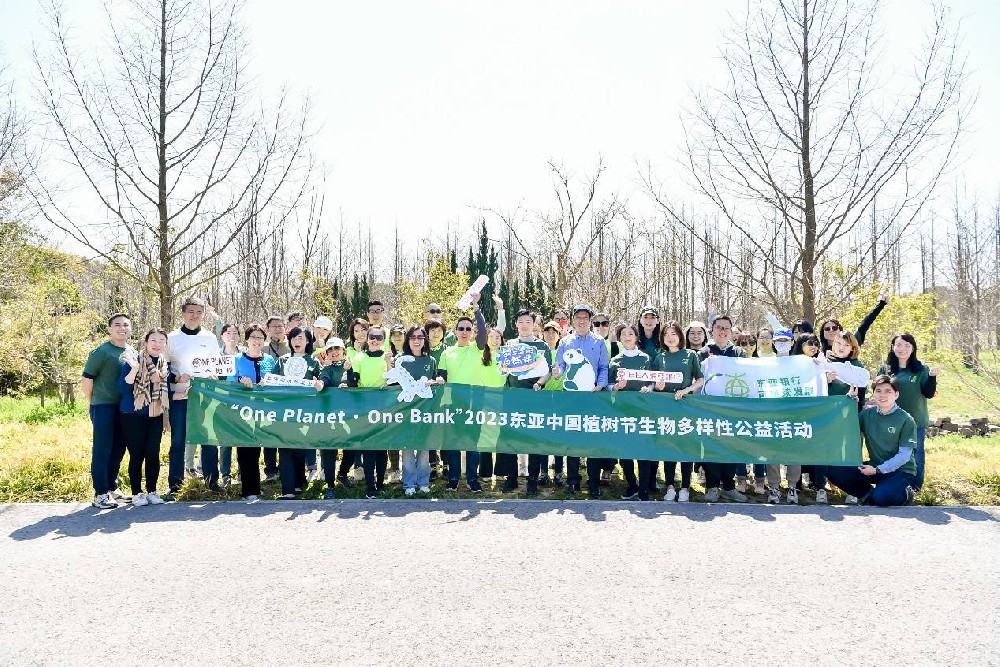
[2,501,998,666]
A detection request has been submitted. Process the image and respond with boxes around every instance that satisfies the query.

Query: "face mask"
[775,341,793,354]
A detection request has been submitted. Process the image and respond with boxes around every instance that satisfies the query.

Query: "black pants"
[236,446,262,496]
[263,447,278,476]
[620,459,638,490]
[495,453,518,482]
[120,412,163,495]
[567,457,604,493]
[479,452,494,478]
[362,450,388,494]
[664,461,694,488]
[320,449,354,485]
[704,463,737,491]
[279,449,307,495]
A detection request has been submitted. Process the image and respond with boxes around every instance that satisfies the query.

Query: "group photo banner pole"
[185,379,862,466]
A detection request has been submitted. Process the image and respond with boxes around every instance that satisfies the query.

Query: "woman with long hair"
[118,328,170,506]
[396,325,444,495]
[274,327,323,499]
[654,320,705,502]
[229,323,277,504]
[878,333,938,490]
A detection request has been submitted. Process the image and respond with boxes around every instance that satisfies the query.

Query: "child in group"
[317,338,352,499]
[765,329,803,504]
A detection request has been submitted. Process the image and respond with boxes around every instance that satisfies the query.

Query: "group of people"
[81,291,938,509]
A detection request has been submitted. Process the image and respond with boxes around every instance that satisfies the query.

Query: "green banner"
[185,379,861,465]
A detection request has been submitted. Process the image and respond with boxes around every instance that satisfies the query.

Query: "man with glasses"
[553,304,610,498]
[696,314,749,503]
[265,316,290,359]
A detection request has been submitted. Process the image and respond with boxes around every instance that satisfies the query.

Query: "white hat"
[324,337,346,350]
[313,316,333,330]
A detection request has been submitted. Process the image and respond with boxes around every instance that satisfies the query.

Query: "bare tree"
[29,0,312,328]
[647,0,969,323]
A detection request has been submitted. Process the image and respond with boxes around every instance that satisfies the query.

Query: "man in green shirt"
[82,313,135,509]
[827,375,918,506]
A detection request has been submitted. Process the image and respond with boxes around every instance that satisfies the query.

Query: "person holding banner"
[696,315,748,503]
[504,309,553,496]
[396,326,444,495]
[217,324,242,488]
[878,333,938,491]
[478,327,507,485]
[118,328,169,506]
[653,320,705,502]
[540,320,565,486]
[347,325,394,498]
[553,304,610,498]
[816,331,869,504]
[765,329,804,504]
[609,323,655,500]
[826,375,917,506]
[315,338,352,499]
[230,324,277,504]
[273,328,323,499]
[437,294,489,493]
[166,296,223,499]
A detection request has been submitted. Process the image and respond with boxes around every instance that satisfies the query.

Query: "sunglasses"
[368,334,385,340]
[823,325,840,331]
[593,321,609,327]
[427,309,442,314]
[456,326,473,332]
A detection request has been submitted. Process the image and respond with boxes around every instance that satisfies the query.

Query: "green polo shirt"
[275,353,321,380]
[320,361,348,388]
[859,405,918,475]
[653,348,703,392]
[608,350,652,392]
[878,364,934,428]
[83,341,134,405]
[439,343,485,386]
[399,355,438,382]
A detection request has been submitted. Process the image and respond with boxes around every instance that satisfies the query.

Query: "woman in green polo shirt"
[348,325,393,498]
[345,317,370,368]
[274,327,323,499]
[654,320,705,503]
[609,323,655,500]
[878,333,938,490]
[396,325,444,495]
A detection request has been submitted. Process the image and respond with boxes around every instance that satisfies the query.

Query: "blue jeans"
[827,466,916,506]
[402,450,430,488]
[89,404,127,495]
[446,450,479,483]
[200,445,219,487]
[220,447,233,478]
[168,398,188,491]
[913,427,926,489]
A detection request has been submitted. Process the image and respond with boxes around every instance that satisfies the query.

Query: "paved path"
[2,501,998,666]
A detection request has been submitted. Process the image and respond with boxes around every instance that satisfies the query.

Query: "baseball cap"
[313,316,333,330]
[324,337,346,350]
[571,304,594,317]
[640,307,659,318]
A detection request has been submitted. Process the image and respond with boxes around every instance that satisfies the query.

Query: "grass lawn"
[2,394,997,506]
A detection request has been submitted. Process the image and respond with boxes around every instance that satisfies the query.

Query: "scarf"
[133,352,168,417]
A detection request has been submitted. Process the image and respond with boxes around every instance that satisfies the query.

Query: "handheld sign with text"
[617,368,683,384]
[190,354,236,378]
[497,343,549,379]
[260,373,315,388]
[456,275,489,310]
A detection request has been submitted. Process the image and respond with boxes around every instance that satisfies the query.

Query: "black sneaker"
[554,473,565,485]
[163,491,177,502]
[501,480,519,493]
[526,483,538,497]
[620,486,639,500]
[337,476,355,489]
[538,474,551,486]
[323,488,336,500]
[208,482,223,494]
[445,481,459,492]
[468,480,483,494]
[365,489,377,499]
[589,488,602,500]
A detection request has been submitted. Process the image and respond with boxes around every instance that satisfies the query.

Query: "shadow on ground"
[6,499,998,541]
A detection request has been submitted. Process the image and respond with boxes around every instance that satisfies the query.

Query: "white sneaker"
[244,495,260,504]
[753,480,766,495]
[663,486,677,502]
[720,488,748,503]
[785,488,799,504]
[404,487,416,496]
[845,494,859,505]
[767,488,781,504]
[147,492,164,505]
[419,486,431,493]
[110,488,127,501]
[678,488,690,502]
[131,493,148,507]
[92,493,117,510]
[703,488,720,502]
[735,478,748,493]
[815,488,828,504]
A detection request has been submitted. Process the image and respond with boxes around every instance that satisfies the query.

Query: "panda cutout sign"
[561,349,596,392]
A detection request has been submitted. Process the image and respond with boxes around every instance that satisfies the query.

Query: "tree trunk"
[157,0,172,330]
[800,0,817,323]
